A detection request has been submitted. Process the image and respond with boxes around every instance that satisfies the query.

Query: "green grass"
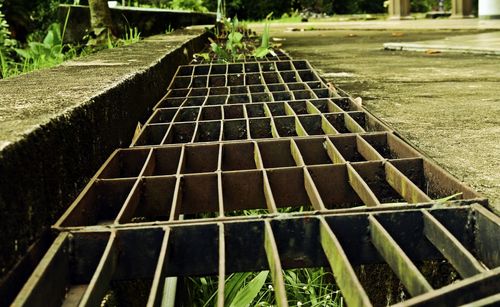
[181,268,343,306]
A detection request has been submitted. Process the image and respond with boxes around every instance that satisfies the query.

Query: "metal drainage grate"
[6,52,499,306]
[14,206,500,306]
[132,60,390,146]
[55,133,485,229]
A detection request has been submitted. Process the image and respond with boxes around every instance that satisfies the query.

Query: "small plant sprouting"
[107,26,141,49]
[253,12,276,59]
[123,27,141,45]
[196,14,276,63]
[208,16,246,63]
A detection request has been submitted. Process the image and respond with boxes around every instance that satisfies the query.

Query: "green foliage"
[229,271,269,307]
[282,268,342,306]
[123,27,141,45]
[204,17,248,63]
[0,4,17,78]
[411,0,452,12]
[253,13,274,59]
[171,0,208,12]
[106,26,142,49]
[2,0,60,42]
[216,0,226,21]
[14,23,66,72]
[184,268,343,306]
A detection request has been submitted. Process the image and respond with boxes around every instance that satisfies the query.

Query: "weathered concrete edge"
[0,30,210,304]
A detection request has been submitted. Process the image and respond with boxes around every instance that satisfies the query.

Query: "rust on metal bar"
[368,215,434,296]
[422,210,486,278]
[264,221,289,307]
[79,232,118,307]
[471,204,500,269]
[319,217,372,306]
[385,162,431,204]
[303,168,327,211]
[12,233,70,307]
[393,268,500,307]
[146,228,172,307]
[347,164,380,207]
[355,135,384,161]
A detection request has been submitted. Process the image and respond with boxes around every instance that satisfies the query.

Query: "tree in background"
[88,0,115,46]
[171,0,208,12]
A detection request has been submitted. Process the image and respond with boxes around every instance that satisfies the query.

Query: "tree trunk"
[88,0,115,45]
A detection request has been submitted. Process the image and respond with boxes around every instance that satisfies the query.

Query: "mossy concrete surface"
[0,30,209,283]
[265,25,499,211]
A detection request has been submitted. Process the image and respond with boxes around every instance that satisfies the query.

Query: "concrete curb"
[0,30,210,302]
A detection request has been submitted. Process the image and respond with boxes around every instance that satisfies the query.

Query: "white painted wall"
[479,0,500,18]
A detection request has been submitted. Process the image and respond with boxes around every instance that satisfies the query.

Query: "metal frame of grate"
[6,54,499,306]
[14,206,500,306]
[133,60,391,146]
[55,133,485,229]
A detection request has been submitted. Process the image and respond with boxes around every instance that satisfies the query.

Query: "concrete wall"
[0,30,210,305]
[59,4,216,42]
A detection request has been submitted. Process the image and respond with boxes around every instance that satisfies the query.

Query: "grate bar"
[347,163,381,207]
[12,233,70,307]
[319,217,372,307]
[147,228,171,307]
[217,223,225,307]
[422,210,487,278]
[368,214,434,296]
[385,162,432,204]
[79,232,118,307]
[355,135,384,161]
[392,267,500,307]
[264,221,289,306]
[303,167,327,211]
[472,204,500,269]
[461,293,500,306]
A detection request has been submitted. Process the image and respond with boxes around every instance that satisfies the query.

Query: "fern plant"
[15,23,65,72]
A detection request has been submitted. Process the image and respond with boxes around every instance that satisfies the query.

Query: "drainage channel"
[8,51,500,306]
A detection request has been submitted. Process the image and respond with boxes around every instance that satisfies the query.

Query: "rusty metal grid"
[55,133,485,229]
[5,52,500,306]
[132,60,392,146]
[13,205,500,306]
[133,101,389,146]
